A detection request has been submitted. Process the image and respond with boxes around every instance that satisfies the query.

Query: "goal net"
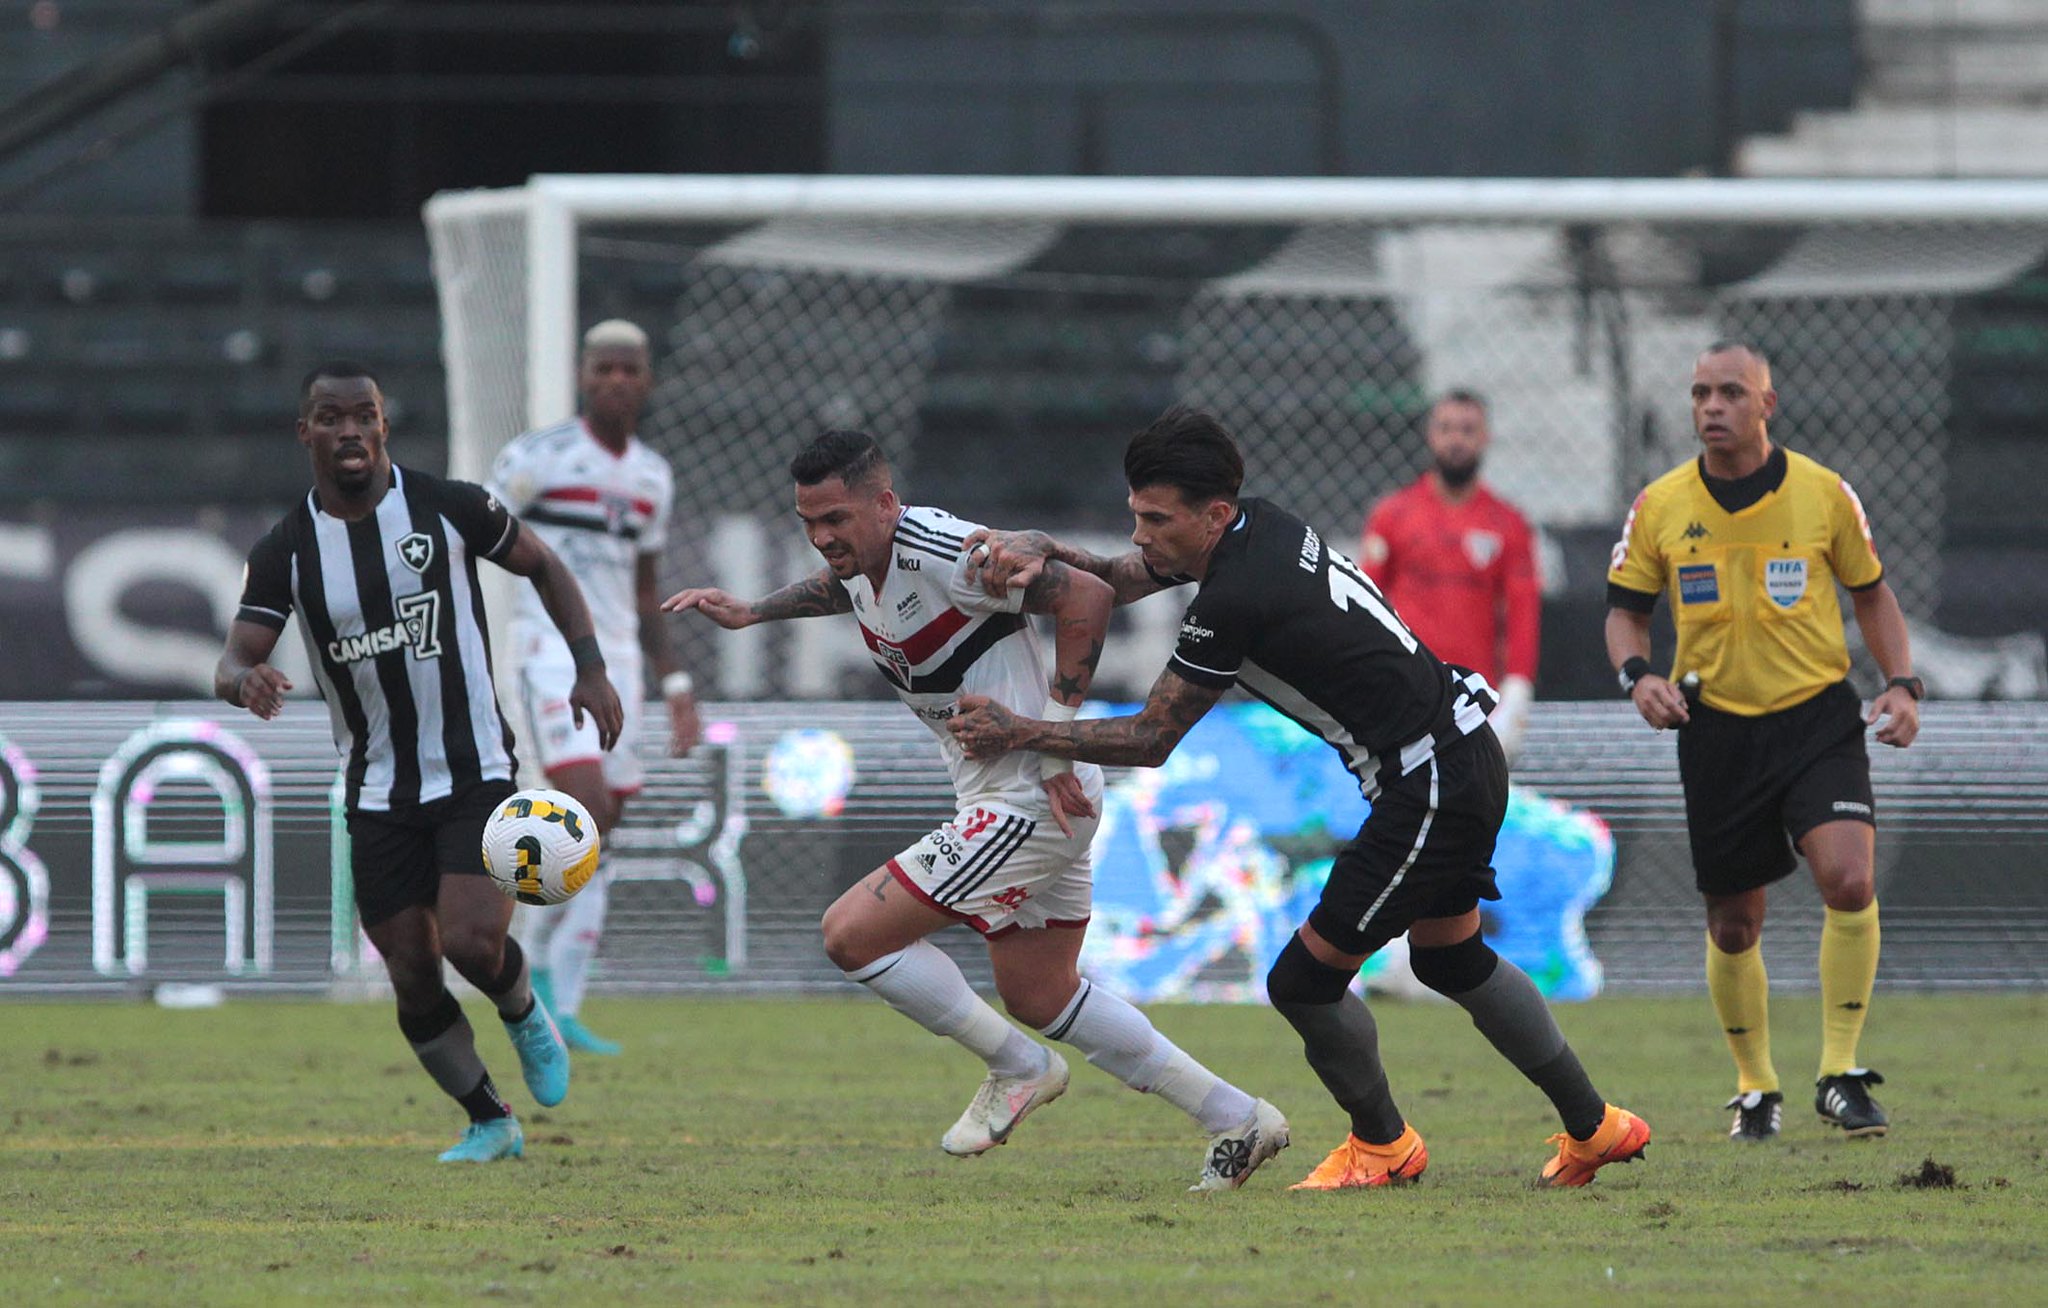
[424,177,2048,991]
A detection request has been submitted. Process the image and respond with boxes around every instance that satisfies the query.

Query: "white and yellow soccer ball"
[481,787,601,906]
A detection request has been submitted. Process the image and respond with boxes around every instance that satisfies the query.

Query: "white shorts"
[519,631,644,795]
[887,803,1098,936]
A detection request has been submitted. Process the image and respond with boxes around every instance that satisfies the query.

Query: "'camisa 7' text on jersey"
[236,465,519,812]
[487,417,674,655]
[1166,497,1498,801]
[839,505,1103,819]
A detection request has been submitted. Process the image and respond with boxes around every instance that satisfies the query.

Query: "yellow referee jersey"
[1608,448,1884,716]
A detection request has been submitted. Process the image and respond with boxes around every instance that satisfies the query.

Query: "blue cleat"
[557,1013,623,1056]
[438,1115,524,1163]
[503,998,571,1107]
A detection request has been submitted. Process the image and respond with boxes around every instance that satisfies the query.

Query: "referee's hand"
[1630,675,1690,731]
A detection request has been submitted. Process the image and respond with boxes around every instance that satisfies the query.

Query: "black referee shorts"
[1307,727,1509,959]
[346,779,518,927]
[1678,679,1875,898]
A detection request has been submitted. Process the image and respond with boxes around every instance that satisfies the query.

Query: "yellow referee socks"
[1818,900,1881,1078]
[1706,936,1779,1094]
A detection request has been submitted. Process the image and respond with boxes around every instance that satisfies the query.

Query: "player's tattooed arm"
[1021,562,1113,708]
[963,529,1175,607]
[949,666,1223,768]
[752,569,854,621]
[662,568,849,629]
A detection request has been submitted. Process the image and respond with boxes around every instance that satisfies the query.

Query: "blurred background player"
[1361,389,1540,762]
[490,320,702,1056]
[665,431,1290,1192]
[217,362,623,1162]
[1606,341,1921,1143]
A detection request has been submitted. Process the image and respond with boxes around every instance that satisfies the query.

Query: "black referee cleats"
[1816,1069,1889,1138]
[1723,1089,1784,1142]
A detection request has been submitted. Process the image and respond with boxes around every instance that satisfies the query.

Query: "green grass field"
[2,992,2043,1306]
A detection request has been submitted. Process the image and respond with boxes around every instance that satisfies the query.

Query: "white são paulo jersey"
[842,505,1103,818]
[488,418,674,652]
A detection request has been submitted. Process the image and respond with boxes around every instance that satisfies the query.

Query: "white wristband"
[1040,699,1078,777]
[661,671,695,699]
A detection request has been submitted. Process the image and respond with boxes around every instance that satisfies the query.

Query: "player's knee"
[1266,935,1355,1009]
[1706,916,1761,954]
[1812,862,1875,911]
[1409,932,1498,997]
[383,954,446,1007]
[819,899,875,972]
[998,975,1077,1031]
[438,924,503,981]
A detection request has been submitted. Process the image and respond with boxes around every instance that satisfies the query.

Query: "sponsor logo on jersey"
[396,532,434,574]
[896,591,924,620]
[913,701,957,722]
[895,555,921,571]
[328,595,443,664]
[1681,520,1710,541]
[1677,563,1720,605]
[1832,800,1872,817]
[1180,619,1216,642]
[1463,529,1502,569]
[1765,558,1807,608]
[1297,527,1323,573]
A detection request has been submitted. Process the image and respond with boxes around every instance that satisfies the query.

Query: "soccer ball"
[481,788,601,906]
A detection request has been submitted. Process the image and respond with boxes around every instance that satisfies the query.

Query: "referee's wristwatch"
[1617,656,1653,696]
[1885,675,1924,701]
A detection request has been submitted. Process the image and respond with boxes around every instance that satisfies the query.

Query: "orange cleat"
[1289,1123,1428,1190]
[1538,1104,1651,1188]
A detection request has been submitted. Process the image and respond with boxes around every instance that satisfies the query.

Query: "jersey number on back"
[1326,554,1418,652]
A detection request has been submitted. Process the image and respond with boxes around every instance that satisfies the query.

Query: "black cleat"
[1724,1090,1784,1142]
[1816,1069,1889,1138]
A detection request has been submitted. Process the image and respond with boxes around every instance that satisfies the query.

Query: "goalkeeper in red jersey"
[1360,389,1540,761]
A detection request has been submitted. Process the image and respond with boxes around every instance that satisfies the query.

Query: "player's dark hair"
[1702,338,1771,372]
[1435,387,1488,415]
[299,360,381,415]
[790,429,889,489]
[1124,406,1244,504]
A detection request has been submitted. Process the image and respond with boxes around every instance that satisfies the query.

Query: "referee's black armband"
[1606,583,1659,615]
[568,635,604,672]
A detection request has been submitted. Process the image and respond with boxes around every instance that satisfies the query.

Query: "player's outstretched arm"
[215,620,293,720]
[1017,561,1114,834]
[949,665,1224,769]
[636,554,700,755]
[661,567,850,630]
[962,528,1172,607]
[1850,580,1921,748]
[1604,606,1688,730]
[498,525,624,750]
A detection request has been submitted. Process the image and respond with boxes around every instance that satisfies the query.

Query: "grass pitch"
[2,991,2042,1306]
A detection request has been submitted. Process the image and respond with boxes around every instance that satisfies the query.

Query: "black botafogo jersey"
[1164,497,1498,800]
[237,465,520,812]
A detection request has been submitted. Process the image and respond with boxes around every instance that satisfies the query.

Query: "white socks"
[844,940,1044,1080]
[538,859,610,1016]
[1039,979,1256,1133]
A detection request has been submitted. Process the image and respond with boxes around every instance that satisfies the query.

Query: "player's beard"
[1435,454,1480,488]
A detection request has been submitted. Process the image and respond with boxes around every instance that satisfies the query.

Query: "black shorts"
[1308,727,1509,958]
[1678,679,1875,897]
[346,779,517,927]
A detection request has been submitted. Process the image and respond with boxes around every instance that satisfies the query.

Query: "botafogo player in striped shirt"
[216,362,624,1163]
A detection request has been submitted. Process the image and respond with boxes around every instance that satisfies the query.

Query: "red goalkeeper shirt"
[1359,476,1540,687]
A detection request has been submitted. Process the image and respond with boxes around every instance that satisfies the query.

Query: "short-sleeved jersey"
[1360,476,1540,686]
[840,505,1103,818]
[236,465,520,812]
[1168,498,1498,801]
[1607,448,1884,716]
[488,418,674,653]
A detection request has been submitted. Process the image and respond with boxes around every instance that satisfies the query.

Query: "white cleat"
[941,1049,1071,1157]
[1191,1098,1291,1192]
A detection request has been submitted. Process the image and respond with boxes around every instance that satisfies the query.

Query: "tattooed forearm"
[752,570,852,621]
[1019,668,1221,767]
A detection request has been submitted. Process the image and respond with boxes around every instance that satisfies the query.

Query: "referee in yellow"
[1606,341,1921,1143]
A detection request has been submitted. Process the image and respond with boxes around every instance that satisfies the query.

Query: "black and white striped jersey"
[1164,497,1499,801]
[236,465,521,812]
